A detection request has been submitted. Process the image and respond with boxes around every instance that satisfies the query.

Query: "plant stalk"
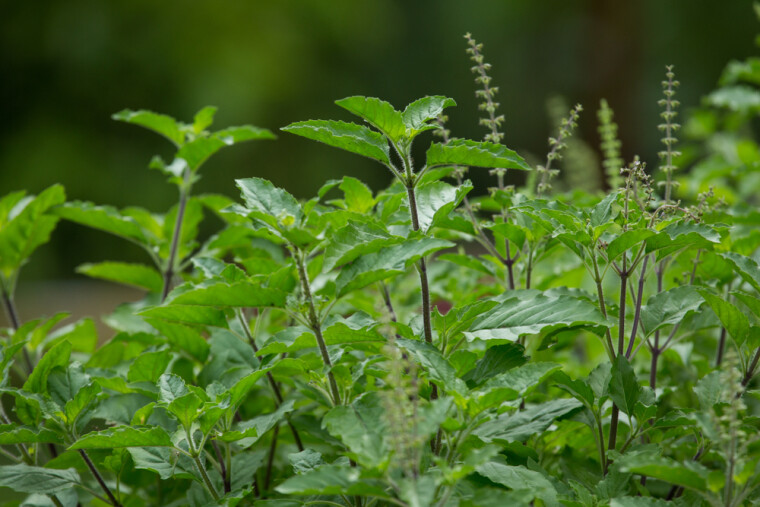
[264,423,280,492]
[192,453,221,502]
[78,449,123,507]
[293,248,341,405]
[626,255,649,358]
[161,169,191,302]
[405,184,433,345]
[212,440,230,494]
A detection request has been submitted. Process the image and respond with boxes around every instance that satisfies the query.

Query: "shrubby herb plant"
[2,18,760,507]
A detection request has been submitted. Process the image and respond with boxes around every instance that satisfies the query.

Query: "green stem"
[161,169,192,302]
[212,440,230,494]
[193,454,221,502]
[264,424,280,493]
[626,255,649,358]
[591,253,616,363]
[78,449,123,507]
[293,248,340,406]
[405,184,433,345]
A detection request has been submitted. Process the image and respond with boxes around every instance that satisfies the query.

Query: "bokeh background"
[2,0,758,290]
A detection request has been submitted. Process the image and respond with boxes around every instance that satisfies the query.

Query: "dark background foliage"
[2,0,757,280]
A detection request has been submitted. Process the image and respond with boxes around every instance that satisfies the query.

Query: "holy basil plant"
[2,29,760,507]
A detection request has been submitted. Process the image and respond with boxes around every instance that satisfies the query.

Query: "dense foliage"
[2,25,760,507]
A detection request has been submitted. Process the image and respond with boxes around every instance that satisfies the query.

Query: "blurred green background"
[2,0,758,283]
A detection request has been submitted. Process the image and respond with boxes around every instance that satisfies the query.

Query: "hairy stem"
[78,449,123,507]
[161,169,191,302]
[293,248,340,405]
[192,453,220,502]
[742,347,760,388]
[591,254,616,362]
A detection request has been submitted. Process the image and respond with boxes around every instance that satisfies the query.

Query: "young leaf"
[339,176,375,213]
[236,177,303,230]
[605,229,655,262]
[426,139,530,170]
[127,350,171,383]
[282,120,391,165]
[138,305,228,328]
[24,340,71,394]
[0,425,63,445]
[323,221,400,271]
[415,180,473,233]
[0,184,65,275]
[177,126,275,171]
[335,237,454,296]
[402,96,457,132]
[275,465,389,498]
[76,261,163,293]
[335,96,406,142]
[193,106,217,133]
[113,109,185,146]
[609,355,641,416]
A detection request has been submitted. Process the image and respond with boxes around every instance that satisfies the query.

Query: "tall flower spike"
[658,65,681,203]
[536,104,583,197]
[465,33,504,144]
[597,99,624,190]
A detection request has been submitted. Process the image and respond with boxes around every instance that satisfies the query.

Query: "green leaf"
[720,252,760,293]
[339,176,375,213]
[617,453,707,492]
[220,399,294,447]
[282,120,390,165]
[113,109,185,146]
[128,446,196,480]
[465,291,611,342]
[157,373,189,403]
[640,286,704,338]
[402,96,457,132]
[472,362,562,412]
[69,426,173,449]
[605,229,655,262]
[699,290,750,345]
[609,355,641,416]
[426,139,530,170]
[323,392,388,467]
[397,338,467,397]
[24,340,71,394]
[236,177,303,230]
[415,180,473,233]
[177,126,275,171]
[0,184,65,275]
[706,85,760,113]
[144,319,209,362]
[289,449,324,474]
[127,349,171,383]
[553,371,595,408]
[462,343,526,386]
[167,280,286,308]
[335,237,454,296]
[477,460,559,507]
[275,465,389,498]
[590,192,619,228]
[0,464,80,494]
[76,261,163,292]
[335,96,405,142]
[474,398,582,443]
[193,106,217,133]
[610,498,670,507]
[0,425,63,445]
[167,392,204,429]
[323,221,399,271]
[695,371,723,409]
[52,201,150,246]
[138,305,228,328]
